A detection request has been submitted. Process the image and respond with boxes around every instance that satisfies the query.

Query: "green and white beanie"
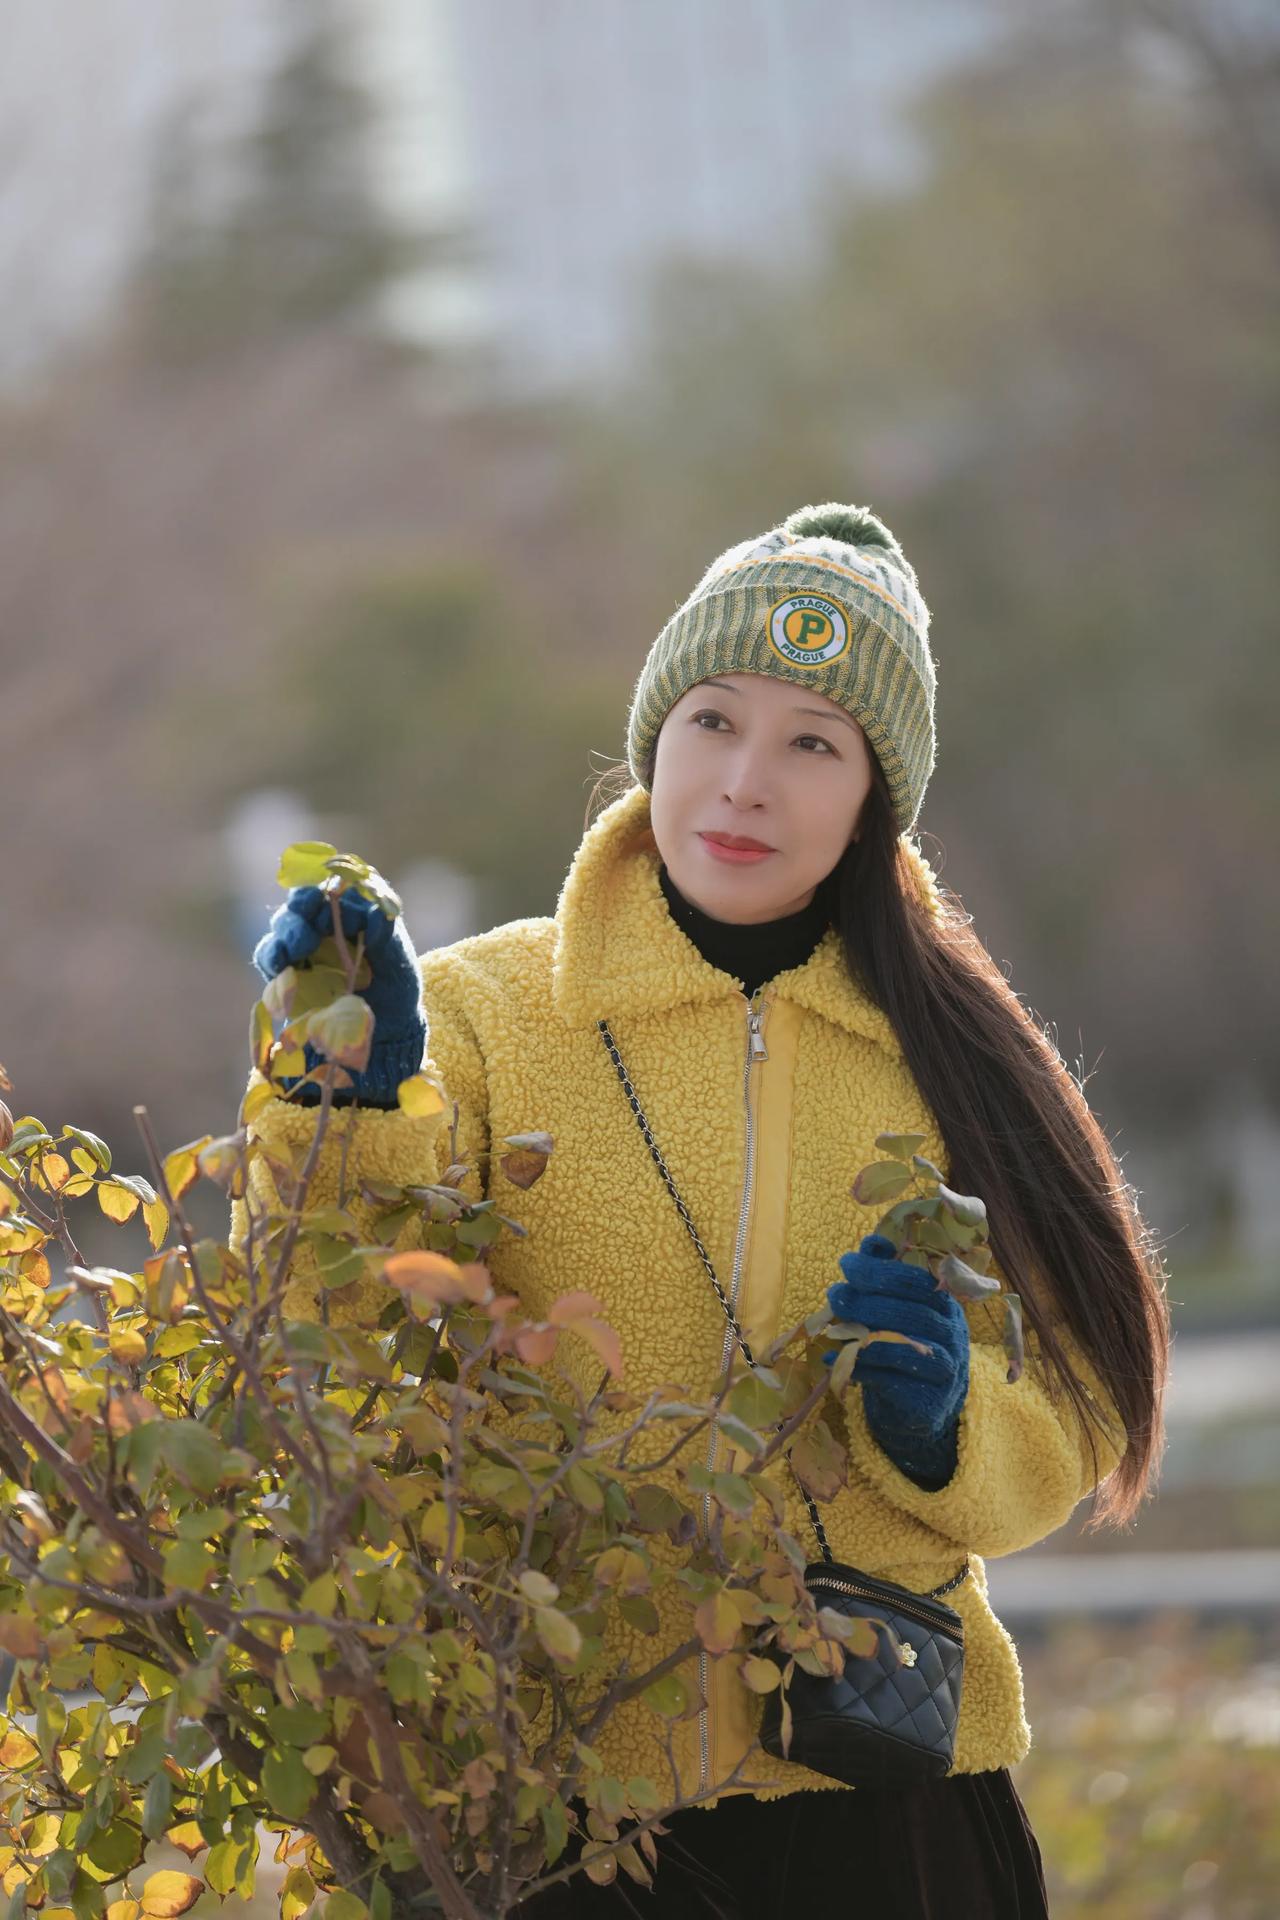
[626,502,938,843]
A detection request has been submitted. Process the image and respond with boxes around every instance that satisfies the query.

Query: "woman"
[240,503,1169,1916]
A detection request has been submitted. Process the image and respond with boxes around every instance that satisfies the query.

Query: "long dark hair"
[588,748,1170,1530]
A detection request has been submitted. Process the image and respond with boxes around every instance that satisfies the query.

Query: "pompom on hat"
[626,502,937,840]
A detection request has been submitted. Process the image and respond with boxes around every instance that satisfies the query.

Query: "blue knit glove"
[824,1233,970,1489]
[252,885,426,1108]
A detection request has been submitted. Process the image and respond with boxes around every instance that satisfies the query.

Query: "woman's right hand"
[252,885,427,1105]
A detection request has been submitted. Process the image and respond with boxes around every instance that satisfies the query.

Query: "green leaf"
[142,1771,174,1840]
[36,1687,67,1760]
[832,1334,867,1394]
[307,1233,368,1291]
[162,1540,212,1593]
[874,1131,926,1160]
[278,843,340,888]
[709,1471,755,1515]
[306,996,374,1072]
[618,1594,660,1635]
[70,1872,106,1920]
[266,1703,330,1747]
[725,1373,784,1429]
[86,1819,144,1876]
[641,1672,691,1719]
[534,1607,583,1668]
[564,1463,604,1513]
[323,1892,368,1920]
[61,1126,112,1172]
[262,1747,318,1823]
[540,1794,568,1866]
[162,1420,232,1495]
[851,1159,913,1204]
[204,1840,242,1898]
[715,1414,765,1455]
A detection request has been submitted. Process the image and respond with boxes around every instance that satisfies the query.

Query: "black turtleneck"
[658,863,830,1000]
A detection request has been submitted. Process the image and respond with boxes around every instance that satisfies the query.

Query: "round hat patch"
[766,592,851,668]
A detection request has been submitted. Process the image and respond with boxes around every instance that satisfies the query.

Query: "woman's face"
[649,672,875,924]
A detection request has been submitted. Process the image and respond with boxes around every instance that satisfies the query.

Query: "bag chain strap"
[597,1017,969,1601]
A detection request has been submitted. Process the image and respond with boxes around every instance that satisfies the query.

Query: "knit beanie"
[626,502,937,842]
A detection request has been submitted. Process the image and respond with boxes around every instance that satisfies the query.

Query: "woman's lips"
[698,833,774,865]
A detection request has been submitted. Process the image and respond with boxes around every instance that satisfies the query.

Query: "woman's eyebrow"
[700,678,860,732]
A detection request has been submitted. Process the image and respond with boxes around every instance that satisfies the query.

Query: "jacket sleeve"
[842,1265,1128,1560]
[228,952,490,1327]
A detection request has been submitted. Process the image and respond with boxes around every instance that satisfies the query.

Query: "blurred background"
[1,0,1276,1910]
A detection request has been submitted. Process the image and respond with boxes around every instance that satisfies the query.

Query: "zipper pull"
[748,1008,769,1062]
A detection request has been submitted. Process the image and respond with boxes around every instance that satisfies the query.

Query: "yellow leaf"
[241,1079,277,1126]
[739,1654,782,1694]
[161,1825,206,1862]
[26,1815,62,1858]
[0,1729,39,1768]
[107,1902,143,1920]
[33,1152,71,1193]
[18,1251,51,1288]
[162,1143,208,1205]
[13,1491,54,1542]
[252,1000,274,1074]
[110,1330,147,1367]
[396,1073,445,1119]
[143,1199,169,1252]
[694,1591,740,1656]
[139,1871,203,1917]
[280,1869,316,1920]
[98,1183,140,1224]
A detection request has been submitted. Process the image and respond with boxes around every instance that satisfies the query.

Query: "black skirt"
[513,1770,1049,1918]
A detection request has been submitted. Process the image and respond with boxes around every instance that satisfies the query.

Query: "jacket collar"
[550,783,903,1057]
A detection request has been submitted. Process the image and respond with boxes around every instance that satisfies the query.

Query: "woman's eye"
[691,713,835,753]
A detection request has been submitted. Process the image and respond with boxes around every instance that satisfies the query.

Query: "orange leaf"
[513,1325,558,1366]
[573,1317,623,1378]
[383,1251,491,1305]
[0,1616,44,1659]
[546,1291,607,1325]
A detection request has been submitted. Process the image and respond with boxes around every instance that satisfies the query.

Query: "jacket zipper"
[698,987,770,1796]
[805,1573,966,1643]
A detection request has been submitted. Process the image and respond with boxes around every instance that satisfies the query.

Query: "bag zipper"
[805,1573,965,1643]
[698,986,770,1795]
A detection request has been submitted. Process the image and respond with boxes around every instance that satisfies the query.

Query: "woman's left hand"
[824,1233,971,1486]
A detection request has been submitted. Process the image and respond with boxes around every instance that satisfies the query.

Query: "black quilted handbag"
[599,1018,969,1791]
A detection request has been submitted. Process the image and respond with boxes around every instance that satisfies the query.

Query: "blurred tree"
[130,0,430,359]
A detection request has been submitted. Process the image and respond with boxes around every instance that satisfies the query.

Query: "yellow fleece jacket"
[231,782,1123,1807]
